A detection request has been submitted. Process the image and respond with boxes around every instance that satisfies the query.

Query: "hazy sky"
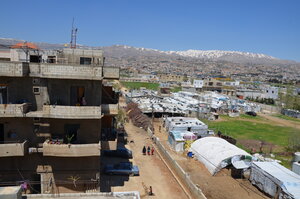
[0,0,299,61]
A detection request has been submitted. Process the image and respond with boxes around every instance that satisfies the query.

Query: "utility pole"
[70,18,78,49]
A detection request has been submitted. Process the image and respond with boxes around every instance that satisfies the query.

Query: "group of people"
[142,146,154,155]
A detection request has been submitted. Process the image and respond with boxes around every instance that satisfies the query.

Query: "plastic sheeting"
[250,162,300,199]
[190,137,251,175]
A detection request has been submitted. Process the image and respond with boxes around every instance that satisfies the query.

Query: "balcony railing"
[0,61,119,80]
[0,140,28,157]
[0,61,29,77]
[39,105,102,119]
[103,67,120,79]
[43,141,100,157]
[101,104,118,115]
[29,63,103,80]
[0,103,31,117]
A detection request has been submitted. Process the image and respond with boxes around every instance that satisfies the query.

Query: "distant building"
[193,79,204,88]
[203,78,223,92]
[158,73,185,83]
[261,86,279,99]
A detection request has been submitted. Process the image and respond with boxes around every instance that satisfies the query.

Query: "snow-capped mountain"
[165,49,277,60]
[101,45,293,66]
[0,38,297,66]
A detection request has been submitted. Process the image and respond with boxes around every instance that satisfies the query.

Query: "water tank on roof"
[294,152,300,162]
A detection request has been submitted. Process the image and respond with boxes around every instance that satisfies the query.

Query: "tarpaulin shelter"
[190,137,251,175]
[250,161,300,199]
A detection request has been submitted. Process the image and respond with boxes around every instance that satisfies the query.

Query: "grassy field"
[121,81,159,90]
[272,114,300,123]
[207,118,297,147]
[171,87,182,92]
[121,81,183,93]
[205,115,300,168]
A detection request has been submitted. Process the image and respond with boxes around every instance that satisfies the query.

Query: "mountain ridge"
[0,38,298,66]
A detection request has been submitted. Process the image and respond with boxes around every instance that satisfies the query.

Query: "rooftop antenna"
[70,18,78,49]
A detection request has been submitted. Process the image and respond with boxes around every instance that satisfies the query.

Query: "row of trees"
[278,87,300,111]
[245,97,275,105]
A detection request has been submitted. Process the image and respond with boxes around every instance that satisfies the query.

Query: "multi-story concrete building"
[0,47,119,194]
[158,73,185,83]
[203,78,223,92]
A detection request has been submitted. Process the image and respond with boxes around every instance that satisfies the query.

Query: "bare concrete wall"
[1,77,37,110]
[0,154,100,191]
[49,119,101,144]
[0,118,101,145]
[48,79,102,106]
[0,118,36,144]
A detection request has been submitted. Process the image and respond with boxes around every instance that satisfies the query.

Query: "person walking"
[151,147,155,155]
[147,146,151,155]
[142,146,146,155]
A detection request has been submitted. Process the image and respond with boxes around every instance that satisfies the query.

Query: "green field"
[121,81,182,93]
[206,118,297,147]
[205,115,300,168]
[171,87,182,92]
[121,81,159,90]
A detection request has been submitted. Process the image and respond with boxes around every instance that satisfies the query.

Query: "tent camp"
[250,162,300,199]
[190,137,251,175]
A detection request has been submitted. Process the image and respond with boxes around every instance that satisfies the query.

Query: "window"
[33,87,40,94]
[32,78,40,85]
[80,57,92,65]
[47,56,56,63]
[30,55,41,63]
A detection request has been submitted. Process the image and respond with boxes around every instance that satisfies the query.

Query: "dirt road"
[258,113,300,129]
[110,121,189,199]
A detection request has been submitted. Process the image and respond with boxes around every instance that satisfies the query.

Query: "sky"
[0,0,299,61]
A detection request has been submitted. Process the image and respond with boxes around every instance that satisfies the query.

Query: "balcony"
[0,103,31,117]
[27,105,102,119]
[43,141,100,157]
[102,104,118,115]
[29,63,103,80]
[42,105,102,119]
[103,67,120,79]
[0,61,29,77]
[0,141,28,157]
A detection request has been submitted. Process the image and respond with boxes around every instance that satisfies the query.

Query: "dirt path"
[258,113,300,129]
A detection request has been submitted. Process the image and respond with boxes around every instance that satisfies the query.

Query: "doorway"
[0,124,4,143]
[70,86,85,106]
[0,86,8,104]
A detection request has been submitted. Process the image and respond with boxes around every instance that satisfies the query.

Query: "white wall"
[193,80,204,88]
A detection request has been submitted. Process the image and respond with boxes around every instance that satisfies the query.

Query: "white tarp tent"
[250,161,300,199]
[190,137,251,175]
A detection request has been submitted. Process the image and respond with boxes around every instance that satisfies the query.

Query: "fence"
[147,128,206,199]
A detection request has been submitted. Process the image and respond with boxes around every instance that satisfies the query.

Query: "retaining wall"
[147,128,206,199]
